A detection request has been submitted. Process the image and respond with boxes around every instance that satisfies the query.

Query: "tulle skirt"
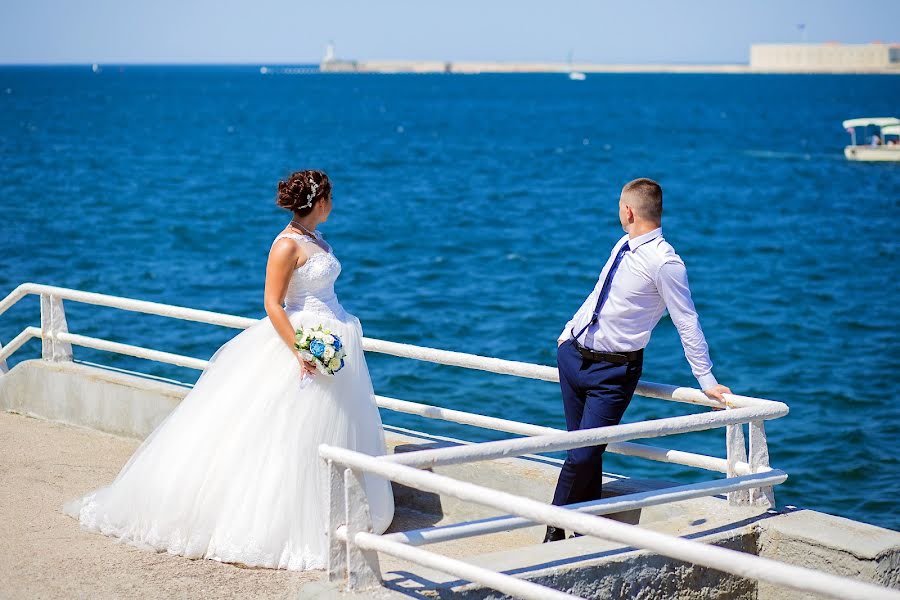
[64,309,395,571]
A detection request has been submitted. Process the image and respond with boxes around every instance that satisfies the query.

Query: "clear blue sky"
[1,0,898,65]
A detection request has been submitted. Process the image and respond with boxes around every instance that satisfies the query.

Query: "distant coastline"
[318,60,900,75]
[319,43,900,75]
[3,63,896,75]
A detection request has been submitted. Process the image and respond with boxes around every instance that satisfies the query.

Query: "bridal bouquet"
[294,324,346,377]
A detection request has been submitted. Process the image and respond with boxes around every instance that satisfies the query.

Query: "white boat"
[567,50,586,80]
[843,117,900,162]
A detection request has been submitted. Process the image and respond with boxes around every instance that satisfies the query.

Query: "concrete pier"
[319,59,900,75]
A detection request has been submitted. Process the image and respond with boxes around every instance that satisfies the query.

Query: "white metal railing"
[379,470,788,547]
[320,445,897,600]
[0,283,768,490]
[3,283,887,598]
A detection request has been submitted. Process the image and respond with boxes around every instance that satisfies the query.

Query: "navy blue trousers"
[551,339,643,507]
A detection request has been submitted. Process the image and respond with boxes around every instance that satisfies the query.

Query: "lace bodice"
[273,232,347,319]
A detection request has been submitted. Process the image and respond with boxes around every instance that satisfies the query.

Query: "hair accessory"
[306,177,319,202]
[293,176,318,210]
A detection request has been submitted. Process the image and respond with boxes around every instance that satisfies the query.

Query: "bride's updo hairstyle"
[276,170,332,217]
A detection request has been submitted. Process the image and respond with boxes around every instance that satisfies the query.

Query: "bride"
[64,169,395,570]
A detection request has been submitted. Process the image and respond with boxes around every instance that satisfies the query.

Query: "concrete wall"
[0,360,184,439]
[756,509,900,598]
[439,533,759,600]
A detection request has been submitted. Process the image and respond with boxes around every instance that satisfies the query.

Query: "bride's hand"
[295,352,317,378]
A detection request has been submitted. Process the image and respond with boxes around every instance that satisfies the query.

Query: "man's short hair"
[622,178,663,223]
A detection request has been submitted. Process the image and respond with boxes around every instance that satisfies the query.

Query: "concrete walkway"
[0,411,327,599]
[0,411,544,599]
[0,409,779,600]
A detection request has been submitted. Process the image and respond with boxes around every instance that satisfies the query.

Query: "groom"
[544,178,731,542]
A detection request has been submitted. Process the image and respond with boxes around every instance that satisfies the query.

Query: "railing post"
[344,467,381,590]
[726,421,750,505]
[748,421,776,508]
[40,294,72,362]
[325,459,347,583]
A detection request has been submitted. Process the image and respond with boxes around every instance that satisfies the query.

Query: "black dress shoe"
[543,526,566,543]
[569,532,583,539]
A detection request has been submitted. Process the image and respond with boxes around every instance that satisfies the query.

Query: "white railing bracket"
[325,459,347,583]
[726,410,750,506]
[40,294,72,362]
[344,467,382,590]
[748,421,775,507]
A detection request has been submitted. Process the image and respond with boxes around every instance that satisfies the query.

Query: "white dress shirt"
[559,227,718,390]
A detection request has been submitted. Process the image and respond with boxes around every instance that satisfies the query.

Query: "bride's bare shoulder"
[268,232,307,268]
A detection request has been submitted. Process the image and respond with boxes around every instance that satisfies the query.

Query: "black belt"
[572,339,643,364]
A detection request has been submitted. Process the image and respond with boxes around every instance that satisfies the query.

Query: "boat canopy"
[842,117,900,129]
[881,125,900,136]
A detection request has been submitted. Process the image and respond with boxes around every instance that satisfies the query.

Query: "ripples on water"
[1,68,898,529]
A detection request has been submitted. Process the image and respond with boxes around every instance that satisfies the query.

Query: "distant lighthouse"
[319,41,358,72]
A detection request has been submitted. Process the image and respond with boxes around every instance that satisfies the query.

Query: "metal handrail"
[0,284,776,479]
[374,394,751,474]
[0,323,760,477]
[321,445,896,600]
[380,469,789,547]
[380,402,785,469]
[0,283,772,409]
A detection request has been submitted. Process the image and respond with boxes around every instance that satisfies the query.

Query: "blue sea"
[1,67,898,530]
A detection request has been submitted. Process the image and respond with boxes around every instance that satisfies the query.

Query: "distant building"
[750,43,900,72]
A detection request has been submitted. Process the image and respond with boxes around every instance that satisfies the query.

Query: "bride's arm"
[264,238,307,350]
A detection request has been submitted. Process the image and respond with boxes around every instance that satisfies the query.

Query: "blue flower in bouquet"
[309,339,326,358]
[332,337,342,351]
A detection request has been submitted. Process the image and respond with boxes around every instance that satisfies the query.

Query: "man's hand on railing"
[703,384,732,409]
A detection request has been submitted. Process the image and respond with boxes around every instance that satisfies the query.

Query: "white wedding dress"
[64,231,395,570]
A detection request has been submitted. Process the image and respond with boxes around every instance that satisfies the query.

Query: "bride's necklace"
[289,220,328,251]
[289,220,318,239]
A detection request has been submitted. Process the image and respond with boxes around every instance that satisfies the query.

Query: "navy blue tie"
[572,240,631,342]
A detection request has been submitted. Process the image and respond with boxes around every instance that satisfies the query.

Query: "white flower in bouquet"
[323,334,335,345]
[328,357,341,371]
[324,346,335,360]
